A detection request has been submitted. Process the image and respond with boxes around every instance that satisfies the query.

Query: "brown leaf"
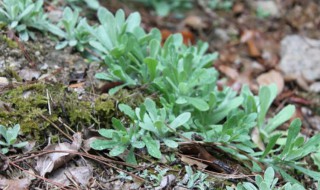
[180,155,208,170]
[218,65,239,80]
[247,39,261,57]
[36,133,82,176]
[257,70,284,94]
[183,15,207,29]
[49,166,93,186]
[0,178,30,190]
[155,174,176,190]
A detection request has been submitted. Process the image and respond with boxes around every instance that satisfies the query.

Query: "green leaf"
[17,3,34,21]
[109,145,127,156]
[258,84,277,127]
[163,139,178,148]
[265,105,295,133]
[126,147,137,165]
[144,98,157,121]
[94,72,114,81]
[0,125,6,136]
[153,1,170,16]
[47,23,66,38]
[125,12,141,32]
[132,141,145,149]
[242,182,258,190]
[119,104,135,119]
[111,118,126,131]
[144,57,158,81]
[185,97,209,111]
[0,140,8,146]
[55,41,68,50]
[98,129,116,138]
[280,119,301,159]
[170,112,191,129]
[290,164,320,181]
[90,140,118,150]
[1,148,9,154]
[263,167,275,187]
[142,135,161,159]
[261,133,282,159]
[211,96,244,124]
[13,141,28,148]
[149,39,160,58]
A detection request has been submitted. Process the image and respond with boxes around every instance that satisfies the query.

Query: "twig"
[46,89,52,115]
[39,113,73,142]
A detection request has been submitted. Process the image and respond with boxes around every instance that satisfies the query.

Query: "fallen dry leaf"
[180,29,195,45]
[155,174,176,190]
[257,70,284,94]
[241,30,261,58]
[36,133,82,176]
[0,178,30,190]
[49,166,93,187]
[218,65,239,80]
[180,155,208,170]
[247,39,261,57]
[183,15,207,29]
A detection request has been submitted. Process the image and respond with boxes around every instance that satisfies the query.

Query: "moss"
[0,82,147,141]
[0,34,18,49]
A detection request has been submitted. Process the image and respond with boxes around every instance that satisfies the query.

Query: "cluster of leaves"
[65,0,100,10]
[91,98,190,164]
[2,1,319,188]
[0,0,50,41]
[0,124,27,154]
[131,0,193,17]
[48,7,92,51]
[129,0,234,16]
[85,7,320,187]
[228,167,305,190]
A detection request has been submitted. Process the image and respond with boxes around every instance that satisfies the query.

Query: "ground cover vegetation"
[0,0,320,189]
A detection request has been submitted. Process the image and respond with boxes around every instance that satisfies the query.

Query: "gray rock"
[280,35,320,82]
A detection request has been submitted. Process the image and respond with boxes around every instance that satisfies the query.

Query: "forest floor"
[0,0,320,189]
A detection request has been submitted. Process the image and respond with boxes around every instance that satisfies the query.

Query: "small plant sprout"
[47,7,93,51]
[0,124,28,154]
[227,167,305,190]
[0,0,51,41]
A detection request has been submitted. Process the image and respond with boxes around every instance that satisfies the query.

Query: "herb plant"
[91,98,191,161]
[0,124,28,154]
[47,7,93,51]
[88,8,320,185]
[227,167,305,190]
[0,0,50,41]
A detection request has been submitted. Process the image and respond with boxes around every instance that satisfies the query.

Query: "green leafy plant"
[47,7,93,51]
[66,0,100,10]
[179,166,212,190]
[256,6,271,19]
[85,7,320,186]
[91,98,190,160]
[227,167,305,190]
[0,0,50,41]
[0,124,28,154]
[131,0,193,17]
[208,0,234,10]
[90,117,142,164]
